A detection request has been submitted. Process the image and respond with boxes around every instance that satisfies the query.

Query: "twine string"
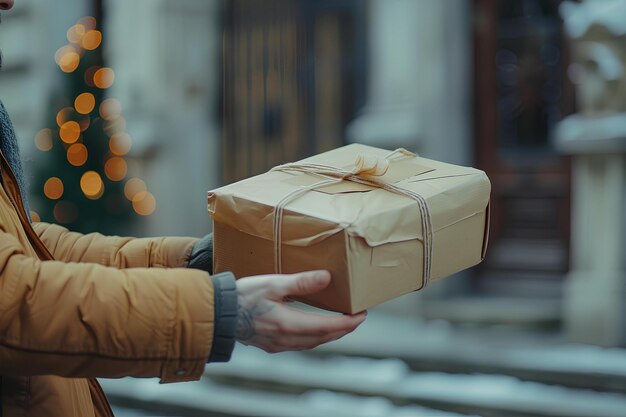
[270,148,433,289]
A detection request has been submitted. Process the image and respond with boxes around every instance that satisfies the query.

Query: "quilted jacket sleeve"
[0,228,214,383]
[32,222,198,268]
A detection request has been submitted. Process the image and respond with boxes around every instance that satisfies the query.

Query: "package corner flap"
[207,190,217,215]
[481,201,491,260]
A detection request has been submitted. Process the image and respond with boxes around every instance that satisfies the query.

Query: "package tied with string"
[208,143,491,314]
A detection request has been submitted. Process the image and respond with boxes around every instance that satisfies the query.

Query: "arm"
[0,228,213,383]
[2,229,364,381]
[33,222,197,268]
[32,224,236,362]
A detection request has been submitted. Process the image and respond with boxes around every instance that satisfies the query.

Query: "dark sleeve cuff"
[187,233,213,274]
[208,271,237,363]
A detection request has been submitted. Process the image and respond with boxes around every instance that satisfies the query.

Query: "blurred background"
[2,0,626,416]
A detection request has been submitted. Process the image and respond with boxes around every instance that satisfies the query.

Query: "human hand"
[235,270,366,353]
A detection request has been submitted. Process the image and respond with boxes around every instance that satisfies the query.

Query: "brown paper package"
[209,143,491,314]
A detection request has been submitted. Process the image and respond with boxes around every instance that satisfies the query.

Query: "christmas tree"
[32,11,156,235]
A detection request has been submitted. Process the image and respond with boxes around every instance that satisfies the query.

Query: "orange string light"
[43,177,64,200]
[80,171,104,200]
[67,144,88,167]
[75,92,96,114]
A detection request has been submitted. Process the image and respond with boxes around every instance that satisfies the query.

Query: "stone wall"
[104,0,223,237]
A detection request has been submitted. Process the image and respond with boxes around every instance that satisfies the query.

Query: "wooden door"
[222,0,366,184]
[473,0,574,298]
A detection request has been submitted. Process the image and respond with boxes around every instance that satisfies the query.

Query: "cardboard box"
[208,144,490,313]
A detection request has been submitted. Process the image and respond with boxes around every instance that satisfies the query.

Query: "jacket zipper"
[88,379,115,417]
[0,151,54,260]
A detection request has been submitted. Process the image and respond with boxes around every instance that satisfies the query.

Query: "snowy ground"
[101,310,626,417]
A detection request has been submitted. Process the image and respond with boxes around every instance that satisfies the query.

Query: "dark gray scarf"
[0,99,31,216]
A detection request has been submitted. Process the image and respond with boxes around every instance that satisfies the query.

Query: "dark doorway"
[473,0,574,300]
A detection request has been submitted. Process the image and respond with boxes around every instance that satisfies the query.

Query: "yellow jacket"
[0,150,217,416]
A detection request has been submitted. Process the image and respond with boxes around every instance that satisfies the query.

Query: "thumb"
[271,270,331,299]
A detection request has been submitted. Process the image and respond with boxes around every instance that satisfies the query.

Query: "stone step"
[313,311,626,394]
[484,238,568,273]
[101,378,471,417]
[422,296,562,326]
[205,345,626,417]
